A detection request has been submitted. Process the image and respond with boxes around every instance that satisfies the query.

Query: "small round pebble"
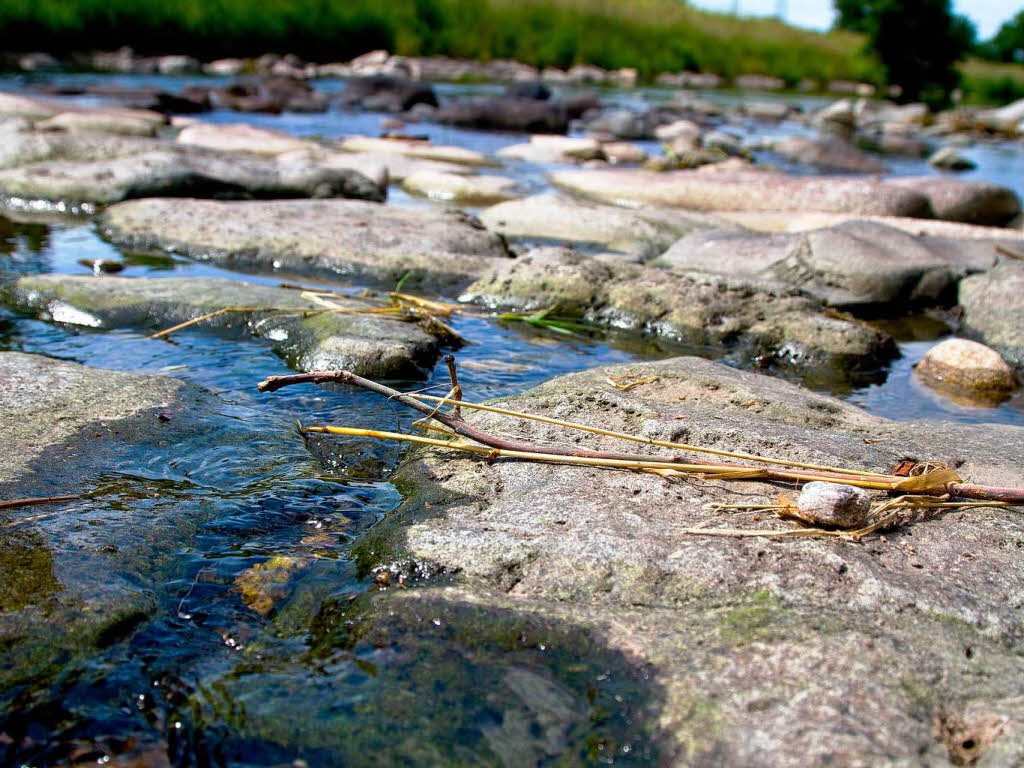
[797,481,872,528]
[915,338,1017,399]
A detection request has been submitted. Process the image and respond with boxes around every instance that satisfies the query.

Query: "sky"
[688,0,1018,40]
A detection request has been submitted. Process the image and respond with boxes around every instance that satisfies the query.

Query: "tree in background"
[980,10,1024,63]
[834,0,974,108]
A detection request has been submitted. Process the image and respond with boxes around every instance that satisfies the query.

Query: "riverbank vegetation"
[1,0,1022,103]
[0,0,879,82]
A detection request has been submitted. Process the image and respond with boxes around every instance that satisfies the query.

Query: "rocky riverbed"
[1,63,1024,766]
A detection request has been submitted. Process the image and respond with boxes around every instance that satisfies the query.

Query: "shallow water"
[1,73,1023,765]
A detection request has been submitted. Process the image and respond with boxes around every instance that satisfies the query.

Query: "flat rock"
[314,149,473,184]
[176,121,315,154]
[550,168,932,218]
[656,220,966,310]
[497,136,603,164]
[400,170,520,205]
[100,198,511,293]
[35,107,165,137]
[0,92,62,121]
[888,177,1021,226]
[0,147,385,211]
[915,338,1018,404]
[338,136,495,167]
[478,193,734,260]
[959,260,1024,368]
[173,122,472,184]
[461,246,895,380]
[0,353,249,692]
[361,355,1024,765]
[0,127,158,170]
[717,211,1024,242]
[3,275,441,378]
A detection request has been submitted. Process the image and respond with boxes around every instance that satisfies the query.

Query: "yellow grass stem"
[303,425,902,490]
[405,393,895,480]
[149,305,403,339]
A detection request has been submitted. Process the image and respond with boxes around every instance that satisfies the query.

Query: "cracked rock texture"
[358,356,1024,766]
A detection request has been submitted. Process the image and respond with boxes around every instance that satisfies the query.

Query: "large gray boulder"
[3,275,442,378]
[360,356,1024,765]
[550,168,932,218]
[657,220,977,310]
[478,193,734,260]
[100,198,511,293]
[959,259,1024,368]
[462,246,896,380]
[0,148,385,211]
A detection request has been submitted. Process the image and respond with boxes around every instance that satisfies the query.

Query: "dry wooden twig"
[257,360,1024,505]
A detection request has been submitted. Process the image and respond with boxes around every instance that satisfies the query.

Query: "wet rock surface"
[959,260,1024,369]
[3,275,442,378]
[462,246,896,380]
[0,353,242,691]
[100,198,511,293]
[657,220,981,310]
[363,356,1024,765]
[0,146,385,210]
[550,168,933,217]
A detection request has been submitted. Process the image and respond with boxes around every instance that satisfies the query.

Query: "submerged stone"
[100,198,511,293]
[0,353,248,693]
[4,275,442,378]
[363,356,1024,764]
